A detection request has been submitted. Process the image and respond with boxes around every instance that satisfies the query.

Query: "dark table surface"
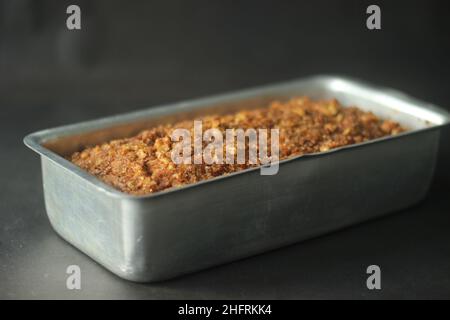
[1,0,449,299]
[1,88,449,300]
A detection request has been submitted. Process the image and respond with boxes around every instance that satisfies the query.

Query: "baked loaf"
[71,97,405,195]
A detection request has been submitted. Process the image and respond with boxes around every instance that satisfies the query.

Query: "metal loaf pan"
[24,75,450,282]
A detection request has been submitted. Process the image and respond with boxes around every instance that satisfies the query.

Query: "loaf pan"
[24,75,450,282]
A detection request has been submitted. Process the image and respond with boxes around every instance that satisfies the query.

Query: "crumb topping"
[71,97,405,195]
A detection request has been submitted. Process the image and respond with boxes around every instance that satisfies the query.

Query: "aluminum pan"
[24,75,450,199]
[23,75,450,281]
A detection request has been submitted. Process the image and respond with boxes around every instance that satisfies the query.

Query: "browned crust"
[71,97,405,195]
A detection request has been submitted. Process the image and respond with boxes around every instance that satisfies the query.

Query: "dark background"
[1,0,449,299]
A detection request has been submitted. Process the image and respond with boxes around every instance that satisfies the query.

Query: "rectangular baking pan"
[24,75,450,282]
